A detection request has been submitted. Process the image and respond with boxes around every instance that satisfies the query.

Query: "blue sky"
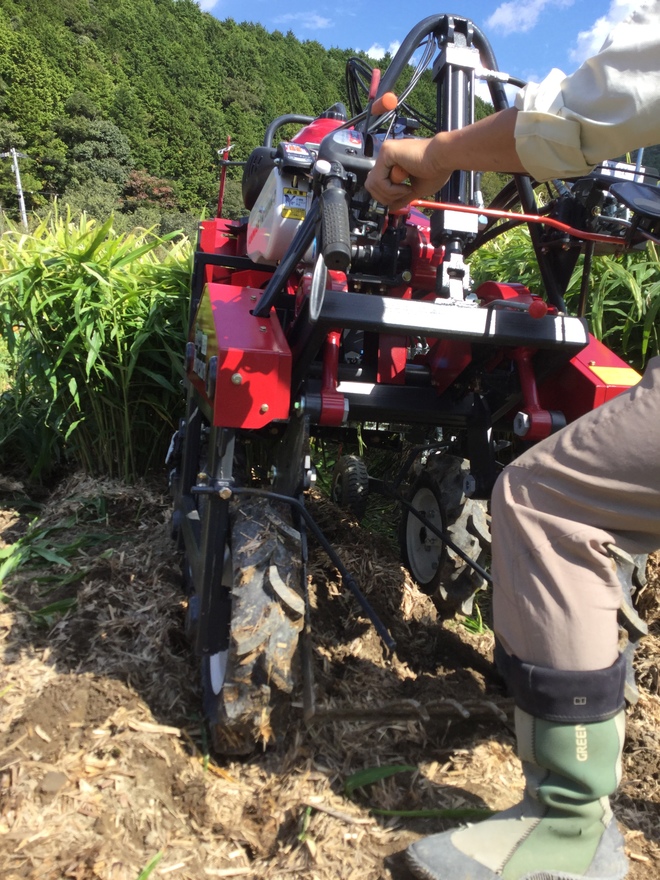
[196,0,640,96]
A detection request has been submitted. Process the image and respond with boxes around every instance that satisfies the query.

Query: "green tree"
[55,115,132,188]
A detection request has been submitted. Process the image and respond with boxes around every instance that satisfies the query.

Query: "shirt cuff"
[514,110,594,181]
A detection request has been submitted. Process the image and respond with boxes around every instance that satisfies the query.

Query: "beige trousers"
[492,355,660,671]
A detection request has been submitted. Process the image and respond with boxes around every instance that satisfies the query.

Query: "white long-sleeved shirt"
[514,0,660,181]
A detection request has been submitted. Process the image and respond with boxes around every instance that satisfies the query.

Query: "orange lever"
[390,165,409,184]
[371,91,398,116]
[368,68,382,101]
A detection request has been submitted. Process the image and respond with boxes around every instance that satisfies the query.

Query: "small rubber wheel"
[400,474,445,594]
[331,454,369,521]
[399,455,490,615]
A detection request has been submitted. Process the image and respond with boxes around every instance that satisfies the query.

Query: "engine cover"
[246,145,314,264]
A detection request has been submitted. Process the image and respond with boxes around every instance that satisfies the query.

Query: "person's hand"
[365,136,452,210]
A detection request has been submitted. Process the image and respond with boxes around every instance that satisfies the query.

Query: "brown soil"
[1,474,659,880]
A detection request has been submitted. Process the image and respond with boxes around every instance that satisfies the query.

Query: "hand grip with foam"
[320,186,351,272]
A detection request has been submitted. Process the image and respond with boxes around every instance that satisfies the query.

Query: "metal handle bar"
[263,114,314,148]
[378,14,508,111]
[411,198,634,246]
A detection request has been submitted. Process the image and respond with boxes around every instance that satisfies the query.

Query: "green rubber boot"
[406,708,628,880]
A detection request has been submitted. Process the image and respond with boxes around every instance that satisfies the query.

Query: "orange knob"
[371,91,398,116]
[390,164,409,184]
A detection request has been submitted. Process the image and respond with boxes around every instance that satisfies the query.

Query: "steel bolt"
[513,411,531,437]
[218,487,232,500]
[231,373,242,385]
[260,403,269,414]
[259,325,267,333]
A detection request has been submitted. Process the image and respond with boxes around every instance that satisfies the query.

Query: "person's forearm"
[427,107,526,175]
[365,107,527,209]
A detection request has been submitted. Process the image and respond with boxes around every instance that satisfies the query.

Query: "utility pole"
[0,147,29,229]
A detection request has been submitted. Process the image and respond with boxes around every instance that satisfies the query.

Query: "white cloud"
[273,12,332,30]
[196,0,219,10]
[486,0,573,34]
[569,0,638,63]
[364,41,401,60]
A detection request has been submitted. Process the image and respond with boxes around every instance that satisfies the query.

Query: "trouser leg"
[406,362,660,880]
[492,355,660,671]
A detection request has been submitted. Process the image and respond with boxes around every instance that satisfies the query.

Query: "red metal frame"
[190,178,641,438]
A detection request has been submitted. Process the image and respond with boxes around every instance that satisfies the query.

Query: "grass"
[0,210,191,482]
[344,765,493,820]
[0,503,115,626]
[135,852,164,880]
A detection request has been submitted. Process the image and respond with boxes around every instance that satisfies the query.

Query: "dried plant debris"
[1,477,659,879]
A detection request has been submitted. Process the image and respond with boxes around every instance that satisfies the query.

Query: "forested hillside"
[4,0,654,232]
[0,0,433,227]
[0,0,502,229]
[0,0,348,225]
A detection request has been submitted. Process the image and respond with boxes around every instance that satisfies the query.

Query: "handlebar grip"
[320,185,351,272]
[371,91,398,116]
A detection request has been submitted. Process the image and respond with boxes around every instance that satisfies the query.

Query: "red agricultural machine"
[170,13,658,753]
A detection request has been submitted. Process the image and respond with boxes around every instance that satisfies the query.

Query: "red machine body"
[187,215,640,440]
[189,281,292,429]
[539,336,641,422]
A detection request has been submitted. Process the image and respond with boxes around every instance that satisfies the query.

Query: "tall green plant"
[0,211,190,481]
[581,244,660,367]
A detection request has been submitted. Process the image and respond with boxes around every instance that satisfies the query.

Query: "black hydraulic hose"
[470,23,509,111]
[468,22,568,311]
[378,14,510,112]
[379,15,447,94]
[465,218,526,254]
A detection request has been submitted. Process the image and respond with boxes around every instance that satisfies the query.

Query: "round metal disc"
[309,252,328,323]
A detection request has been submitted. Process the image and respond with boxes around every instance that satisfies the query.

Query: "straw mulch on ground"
[1,474,659,880]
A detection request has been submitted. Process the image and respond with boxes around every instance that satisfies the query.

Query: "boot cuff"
[497,650,626,722]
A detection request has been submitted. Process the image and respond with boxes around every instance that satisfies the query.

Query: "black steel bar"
[307,290,589,349]
[578,241,594,318]
[196,252,276,272]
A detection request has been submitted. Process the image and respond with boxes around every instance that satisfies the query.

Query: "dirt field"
[1,473,659,880]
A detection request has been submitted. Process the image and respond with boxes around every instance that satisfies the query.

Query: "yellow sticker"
[589,365,641,386]
[282,188,307,221]
[282,207,306,220]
